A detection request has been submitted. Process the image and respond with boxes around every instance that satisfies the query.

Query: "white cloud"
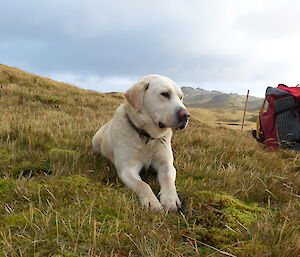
[48,72,135,93]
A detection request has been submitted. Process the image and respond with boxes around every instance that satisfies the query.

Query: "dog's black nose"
[178,109,190,121]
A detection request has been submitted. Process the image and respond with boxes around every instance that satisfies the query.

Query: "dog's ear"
[124,81,149,112]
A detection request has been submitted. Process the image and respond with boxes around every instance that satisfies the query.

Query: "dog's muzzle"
[158,109,190,130]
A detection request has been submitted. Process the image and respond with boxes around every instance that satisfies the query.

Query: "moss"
[45,176,97,197]
[3,214,27,227]
[181,191,269,247]
[58,175,91,188]
[32,176,104,208]
[225,206,259,226]
[0,178,15,202]
[92,209,119,222]
[217,193,266,226]
[49,148,80,168]
[10,161,51,177]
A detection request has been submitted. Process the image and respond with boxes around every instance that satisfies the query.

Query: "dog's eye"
[180,96,183,100]
[160,92,170,99]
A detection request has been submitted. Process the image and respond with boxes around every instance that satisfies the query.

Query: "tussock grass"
[0,64,300,256]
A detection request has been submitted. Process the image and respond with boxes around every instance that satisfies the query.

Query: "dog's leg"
[116,163,163,211]
[153,162,181,211]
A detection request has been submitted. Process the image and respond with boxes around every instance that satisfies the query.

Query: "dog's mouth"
[158,120,188,130]
[178,120,188,130]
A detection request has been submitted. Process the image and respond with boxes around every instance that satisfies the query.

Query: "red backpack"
[253,85,300,150]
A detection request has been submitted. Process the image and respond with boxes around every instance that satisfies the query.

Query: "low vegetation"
[188,108,257,131]
[0,64,299,256]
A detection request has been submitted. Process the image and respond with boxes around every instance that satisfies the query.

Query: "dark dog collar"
[125,114,154,143]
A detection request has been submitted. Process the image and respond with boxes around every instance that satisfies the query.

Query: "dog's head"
[124,75,190,130]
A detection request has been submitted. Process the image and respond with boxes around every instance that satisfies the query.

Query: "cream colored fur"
[92,75,189,211]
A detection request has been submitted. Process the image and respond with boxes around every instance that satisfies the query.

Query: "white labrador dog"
[92,75,190,211]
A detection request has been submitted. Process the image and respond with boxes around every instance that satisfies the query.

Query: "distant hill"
[182,86,263,110]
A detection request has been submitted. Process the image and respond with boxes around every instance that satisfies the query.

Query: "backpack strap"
[255,100,266,141]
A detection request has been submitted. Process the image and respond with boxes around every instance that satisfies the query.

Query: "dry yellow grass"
[189,107,257,131]
[0,64,300,256]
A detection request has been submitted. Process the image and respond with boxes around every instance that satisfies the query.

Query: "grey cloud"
[1,0,300,96]
[0,0,234,78]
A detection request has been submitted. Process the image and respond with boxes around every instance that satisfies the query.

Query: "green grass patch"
[0,178,15,202]
[10,161,51,178]
[180,191,268,247]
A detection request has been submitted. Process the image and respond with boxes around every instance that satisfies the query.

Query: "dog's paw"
[140,195,163,211]
[159,192,181,211]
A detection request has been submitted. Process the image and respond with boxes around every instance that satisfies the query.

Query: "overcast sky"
[1,0,300,97]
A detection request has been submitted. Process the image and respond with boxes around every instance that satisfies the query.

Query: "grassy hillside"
[0,64,300,256]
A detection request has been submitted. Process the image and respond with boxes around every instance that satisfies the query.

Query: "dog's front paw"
[140,194,163,211]
[159,192,181,211]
